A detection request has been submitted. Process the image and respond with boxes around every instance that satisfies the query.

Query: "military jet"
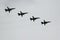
[30,16,40,22]
[5,6,15,13]
[18,11,28,17]
[41,20,51,26]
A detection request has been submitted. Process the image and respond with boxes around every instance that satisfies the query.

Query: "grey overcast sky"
[0,0,60,40]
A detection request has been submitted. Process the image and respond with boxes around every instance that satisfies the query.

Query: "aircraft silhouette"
[30,16,40,22]
[5,7,15,13]
[18,11,28,17]
[41,20,51,26]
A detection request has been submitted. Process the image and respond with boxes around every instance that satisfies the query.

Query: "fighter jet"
[5,6,15,13]
[41,20,51,26]
[30,16,40,22]
[18,11,28,17]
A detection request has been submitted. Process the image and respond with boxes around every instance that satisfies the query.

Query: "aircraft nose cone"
[30,18,32,20]
[41,22,44,24]
[5,9,7,11]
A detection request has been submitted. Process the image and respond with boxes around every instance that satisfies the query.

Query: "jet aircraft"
[18,11,28,17]
[41,20,51,26]
[5,7,15,13]
[30,16,40,21]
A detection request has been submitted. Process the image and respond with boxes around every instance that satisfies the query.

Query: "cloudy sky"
[0,0,60,40]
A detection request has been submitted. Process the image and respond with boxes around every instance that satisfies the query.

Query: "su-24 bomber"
[4,6,51,26]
